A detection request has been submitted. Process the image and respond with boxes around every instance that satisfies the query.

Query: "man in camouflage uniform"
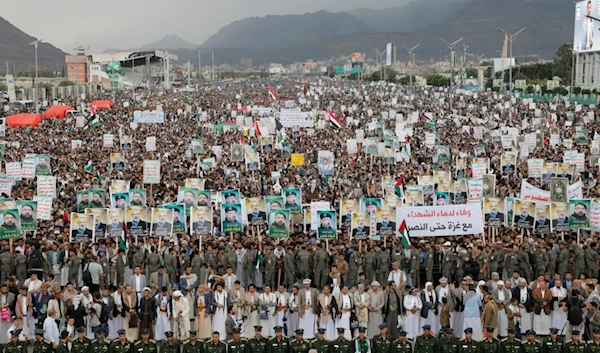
[0,246,14,285]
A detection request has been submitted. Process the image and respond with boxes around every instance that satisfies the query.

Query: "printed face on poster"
[191,206,213,236]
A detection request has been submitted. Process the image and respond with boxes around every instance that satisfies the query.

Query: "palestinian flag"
[268,87,278,101]
[254,233,263,271]
[398,219,410,248]
[96,171,103,184]
[394,177,403,198]
[70,162,77,171]
[424,115,436,128]
[85,161,93,172]
[328,110,342,129]
[405,140,411,157]
[91,117,100,127]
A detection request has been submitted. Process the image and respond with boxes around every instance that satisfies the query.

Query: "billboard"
[574,0,600,52]
[351,53,365,70]
[386,43,393,66]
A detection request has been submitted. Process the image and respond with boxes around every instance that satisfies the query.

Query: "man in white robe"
[367,281,385,338]
[258,285,277,337]
[318,286,337,340]
[420,282,439,335]
[211,283,229,341]
[353,284,370,337]
[336,285,352,339]
[403,288,422,340]
[298,279,319,340]
[275,285,289,328]
[154,287,171,341]
[172,290,191,341]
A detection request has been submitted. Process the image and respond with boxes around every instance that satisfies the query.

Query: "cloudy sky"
[4,0,409,53]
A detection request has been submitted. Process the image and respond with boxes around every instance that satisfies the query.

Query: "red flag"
[254,121,262,136]
[395,177,403,186]
[328,110,342,129]
[123,220,129,234]
[341,112,346,120]
[63,210,70,222]
[268,88,278,100]
[303,86,307,95]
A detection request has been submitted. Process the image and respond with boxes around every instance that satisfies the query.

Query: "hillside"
[190,0,573,65]
[201,10,374,49]
[0,16,66,71]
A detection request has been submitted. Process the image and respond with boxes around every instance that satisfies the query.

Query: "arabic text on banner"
[396,203,484,237]
[133,110,165,123]
[143,160,161,184]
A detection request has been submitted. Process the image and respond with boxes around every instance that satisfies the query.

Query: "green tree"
[553,41,573,83]
[0,83,7,91]
[59,80,75,87]
[426,74,450,87]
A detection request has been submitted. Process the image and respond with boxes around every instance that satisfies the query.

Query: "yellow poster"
[291,153,305,166]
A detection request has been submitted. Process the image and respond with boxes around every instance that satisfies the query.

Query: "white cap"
[173,290,182,298]
[443,241,451,247]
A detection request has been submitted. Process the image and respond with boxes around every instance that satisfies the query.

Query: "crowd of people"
[0,77,599,353]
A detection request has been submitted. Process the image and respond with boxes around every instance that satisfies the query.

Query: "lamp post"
[441,38,463,113]
[402,44,420,86]
[3,62,8,76]
[198,47,202,82]
[29,39,43,114]
[496,27,526,97]
[571,48,578,99]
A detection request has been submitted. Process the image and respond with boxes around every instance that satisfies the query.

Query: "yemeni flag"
[341,112,346,120]
[254,234,263,271]
[253,120,262,136]
[90,107,97,117]
[424,114,436,128]
[394,177,403,198]
[398,219,410,248]
[268,87,278,101]
[328,110,343,129]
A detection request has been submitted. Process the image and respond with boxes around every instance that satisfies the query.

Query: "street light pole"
[441,38,463,113]
[198,47,202,82]
[3,62,8,76]
[497,27,526,97]
[402,44,420,86]
[571,49,578,99]
[30,39,43,114]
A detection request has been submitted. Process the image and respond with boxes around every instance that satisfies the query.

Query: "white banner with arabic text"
[396,203,483,237]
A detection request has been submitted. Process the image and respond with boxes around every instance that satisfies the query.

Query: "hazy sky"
[4,0,409,53]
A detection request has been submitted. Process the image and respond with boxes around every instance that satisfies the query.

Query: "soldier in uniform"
[564,330,585,353]
[441,243,454,284]
[585,243,599,279]
[364,247,377,283]
[248,326,269,353]
[14,250,27,285]
[55,331,71,353]
[33,329,53,353]
[414,325,438,353]
[90,324,110,353]
[439,328,459,353]
[225,247,238,274]
[347,246,361,288]
[393,330,412,353]
[458,328,478,353]
[355,327,371,353]
[161,331,180,353]
[6,330,27,353]
[268,326,290,353]
[68,249,82,286]
[182,330,203,353]
[146,251,161,277]
[283,248,295,290]
[132,247,146,272]
[0,246,14,284]
[244,246,257,288]
[264,247,277,290]
[377,249,391,286]
[310,328,330,353]
[574,246,586,280]
[110,329,133,353]
[72,327,93,353]
[290,329,309,353]
[313,244,328,290]
[372,324,393,353]
[557,242,569,278]
[296,246,311,281]
[135,329,157,353]
[587,328,600,353]
[228,327,248,353]
[500,328,522,353]
[541,328,564,353]
[424,243,435,283]
[331,327,351,353]
[522,330,541,353]
[546,245,558,279]
[533,248,548,278]
[480,327,500,353]
[410,246,420,289]
[206,331,227,353]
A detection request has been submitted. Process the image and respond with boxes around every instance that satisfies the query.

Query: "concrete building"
[66,54,88,84]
